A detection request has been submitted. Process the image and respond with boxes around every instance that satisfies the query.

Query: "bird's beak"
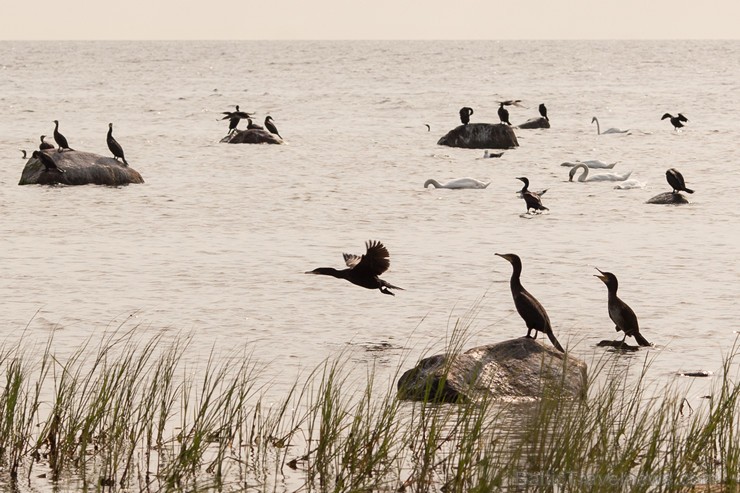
[594,268,607,283]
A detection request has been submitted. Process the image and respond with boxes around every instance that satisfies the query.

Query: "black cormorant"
[52,120,72,152]
[516,177,549,213]
[539,103,548,121]
[666,168,693,194]
[20,149,27,159]
[498,103,511,125]
[661,113,688,131]
[221,105,253,120]
[247,118,264,130]
[459,107,474,125]
[39,135,55,150]
[595,269,651,347]
[495,253,565,352]
[305,240,404,296]
[32,150,64,173]
[106,123,128,166]
[265,116,282,139]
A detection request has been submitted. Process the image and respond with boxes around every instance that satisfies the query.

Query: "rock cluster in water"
[18,150,144,186]
[437,123,519,149]
[516,117,551,129]
[221,129,283,145]
[646,192,689,205]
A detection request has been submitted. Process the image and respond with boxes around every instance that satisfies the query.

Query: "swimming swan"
[613,179,646,190]
[560,159,617,169]
[591,116,628,135]
[569,163,632,182]
[424,178,491,189]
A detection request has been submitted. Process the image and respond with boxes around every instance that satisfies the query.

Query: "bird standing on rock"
[459,107,474,125]
[666,168,693,194]
[498,103,511,125]
[53,120,72,152]
[265,115,282,139]
[539,103,548,121]
[107,123,128,166]
[495,253,565,352]
[39,135,55,150]
[305,240,403,296]
[32,150,64,173]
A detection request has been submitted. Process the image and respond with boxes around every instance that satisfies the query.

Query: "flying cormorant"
[459,107,474,125]
[32,150,64,172]
[39,135,55,150]
[305,240,404,296]
[666,168,693,194]
[106,123,128,166]
[52,120,72,152]
[265,116,282,139]
[595,269,651,347]
[498,103,511,125]
[516,177,549,213]
[539,103,548,121]
[661,113,688,131]
[495,253,565,352]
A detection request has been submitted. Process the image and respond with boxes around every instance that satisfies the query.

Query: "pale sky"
[2,0,739,40]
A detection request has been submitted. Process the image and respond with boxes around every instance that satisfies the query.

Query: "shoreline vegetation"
[0,320,738,492]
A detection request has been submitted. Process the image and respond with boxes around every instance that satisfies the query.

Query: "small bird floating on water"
[661,113,688,131]
[495,253,565,352]
[666,168,693,194]
[20,149,27,159]
[106,123,128,166]
[595,268,651,347]
[305,240,403,296]
[459,107,474,125]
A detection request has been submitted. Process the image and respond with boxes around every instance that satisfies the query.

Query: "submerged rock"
[222,129,283,145]
[646,191,689,205]
[18,150,144,186]
[397,337,587,403]
[517,117,551,129]
[437,123,518,149]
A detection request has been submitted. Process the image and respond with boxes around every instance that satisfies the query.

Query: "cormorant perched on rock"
[305,240,403,296]
[666,168,693,194]
[32,150,64,172]
[459,107,474,125]
[221,105,253,134]
[539,103,548,121]
[516,177,548,213]
[495,253,565,352]
[106,123,128,166]
[661,113,688,131]
[52,120,72,152]
[39,135,55,150]
[498,103,511,125]
[247,118,264,130]
[595,269,651,347]
[265,115,282,139]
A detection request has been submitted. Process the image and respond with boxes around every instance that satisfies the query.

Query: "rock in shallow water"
[18,150,144,186]
[516,117,550,129]
[437,123,518,149]
[222,129,283,144]
[397,337,587,403]
[646,191,689,205]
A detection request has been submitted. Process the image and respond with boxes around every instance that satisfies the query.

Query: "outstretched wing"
[343,253,362,268]
[677,113,689,122]
[353,240,391,276]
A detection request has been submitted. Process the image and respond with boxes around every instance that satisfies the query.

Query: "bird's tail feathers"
[685,188,694,194]
[547,330,565,353]
[633,332,652,347]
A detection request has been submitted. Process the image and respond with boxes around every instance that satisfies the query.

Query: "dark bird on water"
[595,269,651,347]
[265,115,282,139]
[498,103,511,125]
[424,123,431,132]
[53,120,72,152]
[495,253,565,352]
[32,150,64,173]
[459,107,474,125]
[666,168,693,194]
[305,240,404,296]
[39,135,55,150]
[247,118,264,130]
[516,177,549,213]
[107,123,128,166]
[539,103,549,121]
[20,149,27,159]
[661,113,688,131]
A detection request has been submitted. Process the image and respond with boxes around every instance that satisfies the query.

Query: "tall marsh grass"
[0,324,738,492]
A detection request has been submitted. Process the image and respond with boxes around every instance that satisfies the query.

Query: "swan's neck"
[424,179,442,189]
[576,164,589,182]
[594,118,601,135]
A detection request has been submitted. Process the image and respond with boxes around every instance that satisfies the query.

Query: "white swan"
[560,159,617,169]
[613,179,646,190]
[483,150,504,159]
[424,178,490,189]
[569,164,632,182]
[591,116,628,135]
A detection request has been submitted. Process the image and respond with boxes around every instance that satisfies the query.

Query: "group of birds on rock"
[221,105,282,139]
[305,241,651,350]
[24,120,129,173]
[458,101,547,126]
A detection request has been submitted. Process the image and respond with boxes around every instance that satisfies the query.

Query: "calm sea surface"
[1,40,739,407]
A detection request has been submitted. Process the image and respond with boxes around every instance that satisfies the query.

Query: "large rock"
[517,117,550,129]
[437,123,518,149]
[646,192,690,205]
[397,337,586,403]
[222,129,283,145]
[18,150,144,186]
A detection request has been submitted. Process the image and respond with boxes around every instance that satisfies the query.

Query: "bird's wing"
[661,113,672,120]
[343,253,362,268]
[678,113,689,122]
[355,240,391,276]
